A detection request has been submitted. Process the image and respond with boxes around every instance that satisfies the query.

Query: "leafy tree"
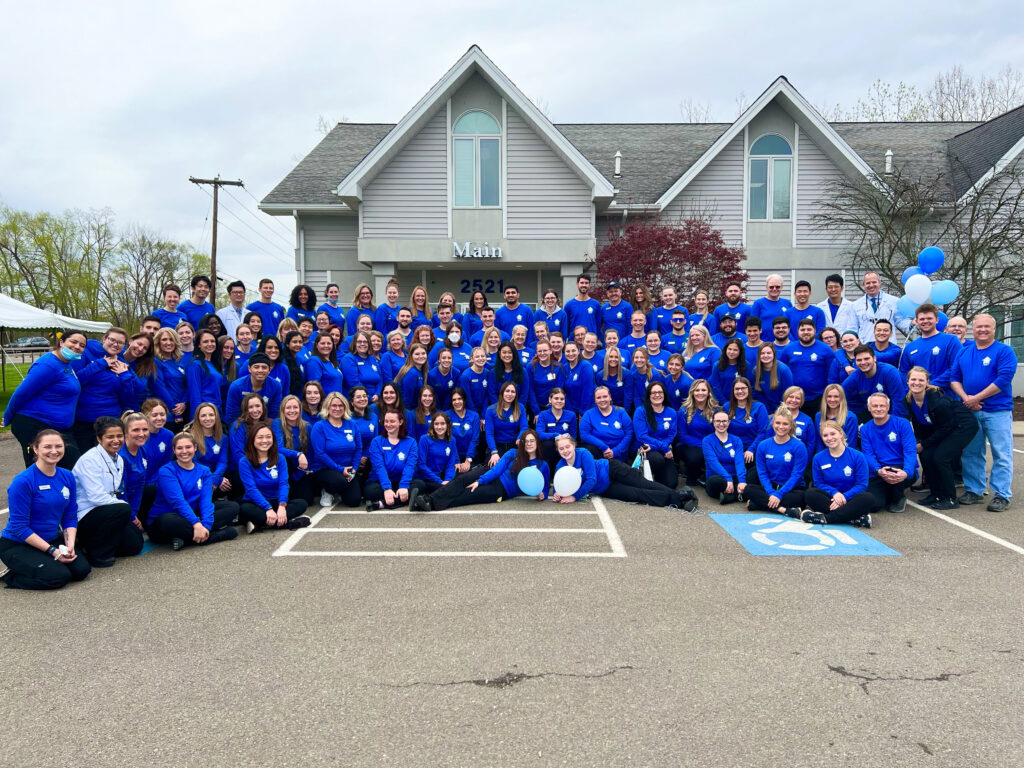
[595,217,747,308]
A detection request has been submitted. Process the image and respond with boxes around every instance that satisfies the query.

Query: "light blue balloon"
[930,279,960,305]
[902,266,924,284]
[897,295,920,316]
[517,466,545,497]
[936,311,949,331]
[918,246,946,274]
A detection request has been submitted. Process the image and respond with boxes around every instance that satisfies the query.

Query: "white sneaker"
[319,491,335,509]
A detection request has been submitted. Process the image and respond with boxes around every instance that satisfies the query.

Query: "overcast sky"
[1,0,1021,295]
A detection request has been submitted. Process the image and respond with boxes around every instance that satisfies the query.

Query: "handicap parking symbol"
[709,513,899,557]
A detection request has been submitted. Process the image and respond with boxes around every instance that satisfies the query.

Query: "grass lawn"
[0,361,37,432]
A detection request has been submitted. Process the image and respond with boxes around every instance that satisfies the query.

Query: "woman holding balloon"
[412,430,549,511]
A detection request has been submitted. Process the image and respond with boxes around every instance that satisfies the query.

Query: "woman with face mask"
[3,331,88,470]
[431,321,473,374]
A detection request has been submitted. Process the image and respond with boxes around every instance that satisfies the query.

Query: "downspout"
[293,210,305,283]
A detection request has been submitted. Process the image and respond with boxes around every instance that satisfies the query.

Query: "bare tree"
[679,98,712,122]
[316,114,350,136]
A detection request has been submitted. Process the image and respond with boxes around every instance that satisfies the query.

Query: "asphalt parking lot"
[1,435,1023,767]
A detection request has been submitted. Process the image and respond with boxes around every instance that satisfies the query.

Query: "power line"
[240,185,296,238]
[195,199,211,254]
[222,186,294,249]
[188,175,243,286]
[213,191,294,256]
[194,185,292,268]
[214,216,294,269]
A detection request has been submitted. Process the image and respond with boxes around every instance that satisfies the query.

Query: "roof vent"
[884,148,893,176]
[613,150,622,178]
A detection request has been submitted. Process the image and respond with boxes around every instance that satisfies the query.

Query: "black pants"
[707,474,742,503]
[10,414,80,470]
[804,488,879,524]
[801,397,822,418]
[921,427,977,500]
[745,484,805,512]
[678,443,705,486]
[148,500,239,546]
[867,475,914,509]
[365,479,426,508]
[239,498,308,530]
[222,470,243,501]
[76,502,144,563]
[428,476,506,510]
[289,472,314,506]
[315,469,362,507]
[422,466,488,510]
[602,460,680,507]
[0,536,91,590]
[139,485,157,529]
[641,450,678,489]
[581,443,607,461]
[72,420,102,457]
[541,440,561,474]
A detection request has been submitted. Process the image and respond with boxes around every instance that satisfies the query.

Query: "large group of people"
[1,270,1016,589]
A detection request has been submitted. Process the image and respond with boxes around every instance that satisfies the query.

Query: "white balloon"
[553,466,583,497]
[904,273,932,304]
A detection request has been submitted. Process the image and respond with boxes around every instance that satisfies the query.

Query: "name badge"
[39,484,50,490]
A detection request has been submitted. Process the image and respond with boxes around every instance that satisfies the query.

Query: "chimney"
[884,148,893,176]
[614,150,622,178]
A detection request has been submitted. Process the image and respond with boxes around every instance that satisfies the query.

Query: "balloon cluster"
[898,246,959,330]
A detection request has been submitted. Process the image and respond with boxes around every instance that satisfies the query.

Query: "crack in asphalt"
[827,664,972,695]
[383,665,636,689]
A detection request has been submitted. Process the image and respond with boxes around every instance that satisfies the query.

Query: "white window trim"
[748,133,793,222]
[791,122,799,247]
[452,109,502,210]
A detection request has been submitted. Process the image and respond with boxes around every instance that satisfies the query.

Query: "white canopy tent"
[0,292,110,390]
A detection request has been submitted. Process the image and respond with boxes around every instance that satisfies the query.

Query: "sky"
[1,0,1021,295]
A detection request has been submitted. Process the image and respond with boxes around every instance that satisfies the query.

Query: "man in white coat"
[816,273,859,336]
[853,271,911,342]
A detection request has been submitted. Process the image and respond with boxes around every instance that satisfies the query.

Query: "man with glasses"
[660,309,689,354]
[855,272,910,343]
[216,281,248,340]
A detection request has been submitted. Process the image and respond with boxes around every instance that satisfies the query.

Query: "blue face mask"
[60,346,82,362]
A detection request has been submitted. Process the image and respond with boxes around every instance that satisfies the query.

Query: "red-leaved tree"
[595,217,747,309]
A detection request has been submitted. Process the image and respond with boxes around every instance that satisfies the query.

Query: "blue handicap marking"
[137,539,159,556]
[709,513,899,557]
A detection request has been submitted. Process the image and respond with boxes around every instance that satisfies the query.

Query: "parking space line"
[1014,449,1024,455]
[323,509,597,515]
[277,550,627,558]
[593,497,627,557]
[305,527,608,534]
[907,501,1024,557]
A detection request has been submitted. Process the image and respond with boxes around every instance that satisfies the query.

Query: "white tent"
[0,292,109,333]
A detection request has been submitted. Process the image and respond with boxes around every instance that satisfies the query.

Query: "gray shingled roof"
[947,103,1024,198]
[262,113,1023,208]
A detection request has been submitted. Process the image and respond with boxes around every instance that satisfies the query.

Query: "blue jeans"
[962,409,1014,499]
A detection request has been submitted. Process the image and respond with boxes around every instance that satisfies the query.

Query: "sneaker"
[919,494,938,507]
[245,521,257,535]
[887,496,907,513]
[319,491,335,509]
[930,498,960,511]
[206,526,238,544]
[781,508,802,519]
[170,537,186,551]
[682,497,698,513]
[719,493,737,506]
[987,496,1010,513]
[287,515,312,530]
[407,487,420,512]
[958,491,985,505]
[365,501,377,513]
[851,514,872,529]
[910,482,929,493]
[799,509,828,525]
[88,555,116,568]
[420,494,433,512]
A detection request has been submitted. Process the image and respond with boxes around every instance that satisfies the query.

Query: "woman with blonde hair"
[815,383,858,452]
[683,325,720,381]
[310,392,362,509]
[800,420,877,527]
[271,394,313,505]
[346,283,376,336]
[751,342,792,414]
[677,378,720,488]
[409,285,433,329]
[152,327,189,430]
[744,406,807,516]
[597,346,626,407]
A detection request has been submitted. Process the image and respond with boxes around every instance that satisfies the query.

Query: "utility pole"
[189,175,243,286]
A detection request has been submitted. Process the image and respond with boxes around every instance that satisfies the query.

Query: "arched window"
[749,134,792,221]
[453,110,501,208]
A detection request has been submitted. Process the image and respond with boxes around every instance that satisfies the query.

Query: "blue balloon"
[930,279,960,305]
[918,246,945,274]
[902,266,925,284]
[897,295,920,317]
[517,466,545,497]
[936,311,949,331]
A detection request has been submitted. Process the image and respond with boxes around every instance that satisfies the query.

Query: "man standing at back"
[217,280,248,340]
[788,280,826,338]
[899,304,962,392]
[855,271,910,342]
[495,285,531,343]
[951,314,1016,513]
[179,275,216,328]
[564,275,601,337]
[816,273,858,335]
[713,281,751,330]
[651,285,688,336]
[750,274,792,330]
[600,281,633,341]
[247,278,286,336]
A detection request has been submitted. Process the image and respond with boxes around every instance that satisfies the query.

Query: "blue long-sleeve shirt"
[596,373,627,407]
[534,307,569,336]
[143,428,175,483]
[677,409,716,448]
[562,361,595,414]
[224,375,283,426]
[416,435,457,482]
[527,362,565,414]
[755,436,807,494]
[374,304,400,335]
[239,456,291,508]
[535,408,578,440]
[118,444,147,517]
[179,299,216,328]
[601,300,634,339]
[728,403,770,452]
[397,367,427,407]
[3,352,81,430]
[750,297,793,328]
[154,357,189,423]
[664,372,695,410]
[686,312,717,336]
[458,367,496,413]
[345,306,374,336]
[303,356,345,395]
[812,412,860,454]
[405,409,435,442]
[194,435,229,488]
[72,353,136,423]
[186,358,225,412]
[702,432,746,483]
[842,362,907,417]
[951,340,1017,411]
[148,462,214,526]
[554,448,607,497]
[869,342,903,369]
[447,409,481,462]
[859,415,918,475]
[684,347,721,382]
[632,407,678,452]
[651,305,688,335]
[2,466,78,542]
[778,341,838,400]
[713,301,752,329]
[495,370,531,415]
[811,447,869,497]
[348,412,378,454]
[478,450,550,498]
[898,333,962,392]
[340,353,384,399]
[153,307,187,329]
[709,363,744,405]
[625,368,664,413]
[751,362,793,414]
[580,406,634,460]
[367,436,418,490]
[245,300,286,335]
[564,297,601,335]
[484,405,528,452]
[427,366,458,410]
[309,419,362,474]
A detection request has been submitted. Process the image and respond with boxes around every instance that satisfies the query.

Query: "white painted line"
[323,508,598,516]
[278,550,626,558]
[272,507,331,557]
[907,500,1024,557]
[1014,449,1024,455]
[592,496,627,557]
[305,527,607,534]
[0,507,7,517]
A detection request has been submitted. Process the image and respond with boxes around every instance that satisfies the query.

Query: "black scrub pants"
[420,466,489,510]
[745,484,805,512]
[803,488,879,524]
[315,469,363,507]
[641,450,678,489]
[76,502,144,564]
[867,475,914,509]
[10,414,79,471]
[677,443,705,486]
[148,500,239,546]
[920,426,977,501]
[239,498,309,530]
[707,474,743,504]
[0,536,91,590]
[601,460,681,507]
[364,479,426,508]
[72,420,101,458]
